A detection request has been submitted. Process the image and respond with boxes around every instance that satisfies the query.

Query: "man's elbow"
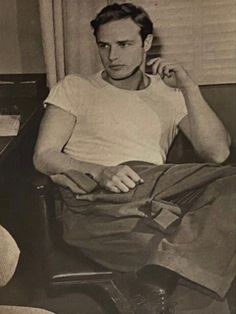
[207,147,230,164]
[33,151,50,174]
[210,132,231,163]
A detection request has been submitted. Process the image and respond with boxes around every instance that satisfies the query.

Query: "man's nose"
[109,46,119,61]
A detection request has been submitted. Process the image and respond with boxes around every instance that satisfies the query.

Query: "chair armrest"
[29,171,57,255]
[31,171,52,195]
[29,171,113,287]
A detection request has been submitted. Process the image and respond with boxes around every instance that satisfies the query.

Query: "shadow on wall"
[15,0,45,73]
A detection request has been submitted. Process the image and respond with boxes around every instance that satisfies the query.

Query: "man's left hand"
[147,57,195,89]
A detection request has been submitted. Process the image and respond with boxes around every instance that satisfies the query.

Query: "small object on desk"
[0,115,21,136]
[0,81,14,85]
[0,104,20,115]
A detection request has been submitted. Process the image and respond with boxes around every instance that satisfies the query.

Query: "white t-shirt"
[45,72,187,166]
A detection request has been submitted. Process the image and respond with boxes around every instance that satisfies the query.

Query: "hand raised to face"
[147,57,196,89]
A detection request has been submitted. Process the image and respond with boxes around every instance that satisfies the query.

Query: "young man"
[34,3,235,314]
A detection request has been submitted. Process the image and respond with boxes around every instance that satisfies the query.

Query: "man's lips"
[109,64,125,69]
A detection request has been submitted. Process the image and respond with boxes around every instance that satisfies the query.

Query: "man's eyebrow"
[117,40,135,44]
[97,41,109,45]
[97,40,135,44]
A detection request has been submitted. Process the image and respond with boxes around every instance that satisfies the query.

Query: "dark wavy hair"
[90,2,153,43]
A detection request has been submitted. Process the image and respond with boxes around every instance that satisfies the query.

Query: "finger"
[146,57,161,66]
[114,179,130,193]
[110,186,121,193]
[111,175,130,192]
[147,58,171,77]
[146,58,161,75]
[105,181,121,193]
[163,64,173,78]
[152,61,160,75]
[157,61,170,78]
[124,167,144,183]
[148,58,162,75]
[155,60,169,77]
[118,174,136,189]
[51,174,86,194]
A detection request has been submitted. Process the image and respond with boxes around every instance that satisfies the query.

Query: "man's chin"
[104,65,142,81]
[106,70,136,81]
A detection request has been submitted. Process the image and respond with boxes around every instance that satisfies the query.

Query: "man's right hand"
[95,165,144,193]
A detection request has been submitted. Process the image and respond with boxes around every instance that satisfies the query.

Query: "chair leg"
[46,280,133,314]
[100,280,135,314]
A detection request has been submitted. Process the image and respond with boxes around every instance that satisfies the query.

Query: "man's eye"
[119,43,130,48]
[98,43,109,49]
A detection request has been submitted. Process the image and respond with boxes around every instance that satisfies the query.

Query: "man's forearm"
[150,58,230,163]
[181,84,230,163]
[33,149,105,179]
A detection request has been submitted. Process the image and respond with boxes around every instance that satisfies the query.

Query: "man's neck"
[102,69,149,91]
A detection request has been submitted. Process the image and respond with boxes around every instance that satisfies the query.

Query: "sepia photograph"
[0,1,236,313]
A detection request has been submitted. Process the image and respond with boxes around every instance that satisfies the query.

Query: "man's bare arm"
[147,58,231,163]
[33,105,105,192]
[178,85,231,163]
[34,105,142,193]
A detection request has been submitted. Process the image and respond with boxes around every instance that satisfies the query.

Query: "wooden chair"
[30,172,134,314]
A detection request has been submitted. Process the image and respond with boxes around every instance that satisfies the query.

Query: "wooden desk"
[0,98,43,164]
[0,74,47,163]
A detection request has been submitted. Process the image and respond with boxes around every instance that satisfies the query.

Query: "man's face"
[96,18,146,80]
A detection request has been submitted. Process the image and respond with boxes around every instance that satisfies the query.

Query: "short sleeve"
[44,74,83,117]
[174,88,188,126]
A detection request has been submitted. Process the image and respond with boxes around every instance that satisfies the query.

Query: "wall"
[201,84,236,148]
[0,0,45,74]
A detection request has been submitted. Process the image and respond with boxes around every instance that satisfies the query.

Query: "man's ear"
[144,34,153,52]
